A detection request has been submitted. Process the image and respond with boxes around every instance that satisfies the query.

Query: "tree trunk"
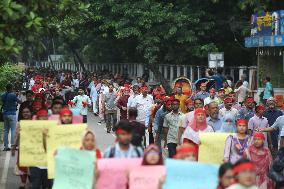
[73,54,80,71]
[48,55,55,69]
[69,45,86,72]
[146,64,172,94]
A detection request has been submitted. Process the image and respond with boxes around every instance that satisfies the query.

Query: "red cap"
[59,108,73,116]
[123,84,130,88]
[256,104,265,112]
[245,97,254,103]
[176,146,197,156]
[253,132,265,140]
[237,119,248,126]
[194,108,205,115]
[224,97,233,104]
[209,88,216,93]
[162,96,170,102]
[140,87,148,92]
[233,162,255,174]
[36,109,48,117]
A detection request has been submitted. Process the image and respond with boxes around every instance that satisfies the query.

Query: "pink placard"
[96,158,142,189]
[129,166,165,189]
[72,115,83,124]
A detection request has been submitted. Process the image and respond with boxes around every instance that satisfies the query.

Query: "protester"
[103,120,143,158]
[81,130,102,159]
[237,97,255,121]
[219,97,238,118]
[217,162,234,189]
[268,147,284,188]
[185,98,194,112]
[59,107,73,124]
[116,87,130,120]
[262,76,273,104]
[224,119,251,164]
[234,81,251,104]
[244,132,274,189]
[127,85,140,108]
[71,86,91,123]
[90,79,98,116]
[204,88,219,105]
[220,113,236,133]
[175,87,188,113]
[163,99,184,158]
[141,144,163,165]
[174,144,198,161]
[195,82,209,100]
[2,83,20,151]
[104,84,118,133]
[50,101,63,115]
[207,101,222,132]
[227,159,258,189]
[222,80,233,95]
[128,108,145,147]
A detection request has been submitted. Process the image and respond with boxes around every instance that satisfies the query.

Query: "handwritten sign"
[163,159,219,189]
[53,147,95,189]
[46,124,87,179]
[199,132,230,164]
[129,166,165,189]
[96,158,142,189]
[19,120,57,167]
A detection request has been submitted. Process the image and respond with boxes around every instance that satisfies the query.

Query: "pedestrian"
[175,87,188,113]
[2,83,20,151]
[116,87,130,120]
[127,85,140,108]
[90,79,99,116]
[103,120,143,158]
[216,163,235,189]
[80,130,102,159]
[12,106,33,189]
[204,88,219,106]
[195,82,209,100]
[244,132,274,189]
[141,144,163,166]
[268,147,284,188]
[227,159,258,189]
[182,108,213,158]
[262,76,273,104]
[185,98,194,113]
[71,86,91,123]
[207,101,222,132]
[222,80,233,95]
[219,97,238,118]
[234,81,251,104]
[163,99,184,158]
[220,113,236,133]
[237,97,255,121]
[248,104,270,147]
[50,101,63,115]
[224,119,251,164]
[128,108,145,147]
[104,84,118,133]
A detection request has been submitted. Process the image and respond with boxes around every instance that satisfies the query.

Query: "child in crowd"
[142,144,163,166]
[217,162,235,189]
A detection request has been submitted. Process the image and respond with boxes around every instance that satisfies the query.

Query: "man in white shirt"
[72,75,80,90]
[219,97,238,118]
[133,86,153,146]
[71,87,91,123]
[127,85,140,108]
[204,88,219,106]
[29,77,35,90]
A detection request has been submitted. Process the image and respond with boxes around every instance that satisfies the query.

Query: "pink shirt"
[248,115,269,146]
[182,111,194,128]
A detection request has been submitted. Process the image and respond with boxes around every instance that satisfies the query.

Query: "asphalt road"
[0,112,115,189]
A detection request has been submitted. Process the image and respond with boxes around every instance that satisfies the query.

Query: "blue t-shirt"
[1,92,17,115]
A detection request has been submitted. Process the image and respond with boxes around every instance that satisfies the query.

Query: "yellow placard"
[19,120,58,167]
[198,132,231,164]
[46,124,87,179]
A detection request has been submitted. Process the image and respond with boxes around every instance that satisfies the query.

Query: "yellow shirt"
[175,94,188,113]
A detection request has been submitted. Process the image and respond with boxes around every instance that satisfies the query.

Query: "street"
[0,113,114,189]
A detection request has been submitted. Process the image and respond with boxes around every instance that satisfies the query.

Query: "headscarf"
[242,81,249,88]
[141,144,163,166]
[220,113,236,133]
[189,108,208,132]
[80,130,96,151]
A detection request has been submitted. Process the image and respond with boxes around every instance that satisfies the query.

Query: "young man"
[103,120,143,158]
[219,97,238,118]
[128,108,145,147]
[204,88,218,106]
[195,82,209,100]
[127,85,140,108]
[50,101,63,115]
[163,99,184,158]
[236,97,255,121]
[59,107,73,124]
[104,84,118,133]
[175,87,188,113]
[71,86,91,123]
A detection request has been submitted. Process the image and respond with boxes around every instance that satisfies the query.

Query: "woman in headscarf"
[182,108,214,159]
[224,119,251,164]
[220,113,237,133]
[141,144,163,165]
[244,132,274,189]
[80,130,102,159]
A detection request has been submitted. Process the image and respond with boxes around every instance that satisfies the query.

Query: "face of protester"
[200,86,206,91]
[61,114,73,124]
[22,108,32,120]
[37,115,48,120]
[257,109,265,117]
[194,100,203,109]
[182,153,197,161]
[145,149,160,165]
[246,102,254,109]
[267,101,276,109]
[52,104,63,115]
[196,112,205,123]
[237,123,247,134]
[166,103,172,111]
[223,82,228,88]
[26,93,34,102]
[210,91,215,98]
[142,90,148,96]
[176,88,182,95]
[209,103,219,119]
[55,88,60,96]
[218,92,225,100]
[133,86,139,94]
[78,89,84,95]
[156,101,162,109]
[117,130,133,145]
[83,132,95,150]
[225,103,232,110]
[172,101,180,111]
[236,169,256,187]
[124,90,129,96]
[186,103,194,112]
[253,138,264,148]
[219,169,235,188]
[109,85,114,92]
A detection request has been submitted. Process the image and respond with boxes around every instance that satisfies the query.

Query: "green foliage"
[0,63,21,91]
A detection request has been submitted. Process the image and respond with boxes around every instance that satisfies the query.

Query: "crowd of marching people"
[2,66,284,189]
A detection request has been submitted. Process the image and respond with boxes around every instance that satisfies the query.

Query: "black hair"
[194,98,204,105]
[53,96,66,105]
[265,76,271,82]
[78,86,85,91]
[114,120,133,133]
[218,162,233,178]
[18,105,33,121]
[128,108,138,118]
[6,83,13,91]
[51,101,63,108]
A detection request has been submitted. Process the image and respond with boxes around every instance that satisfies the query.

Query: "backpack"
[108,146,142,158]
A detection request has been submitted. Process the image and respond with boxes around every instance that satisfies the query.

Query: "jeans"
[30,167,53,189]
[3,114,17,148]
[167,143,177,158]
[105,110,117,131]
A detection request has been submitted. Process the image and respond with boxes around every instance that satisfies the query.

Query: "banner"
[199,132,230,164]
[129,166,165,189]
[163,159,219,189]
[53,147,95,189]
[96,158,142,189]
[46,124,87,179]
[19,120,57,167]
